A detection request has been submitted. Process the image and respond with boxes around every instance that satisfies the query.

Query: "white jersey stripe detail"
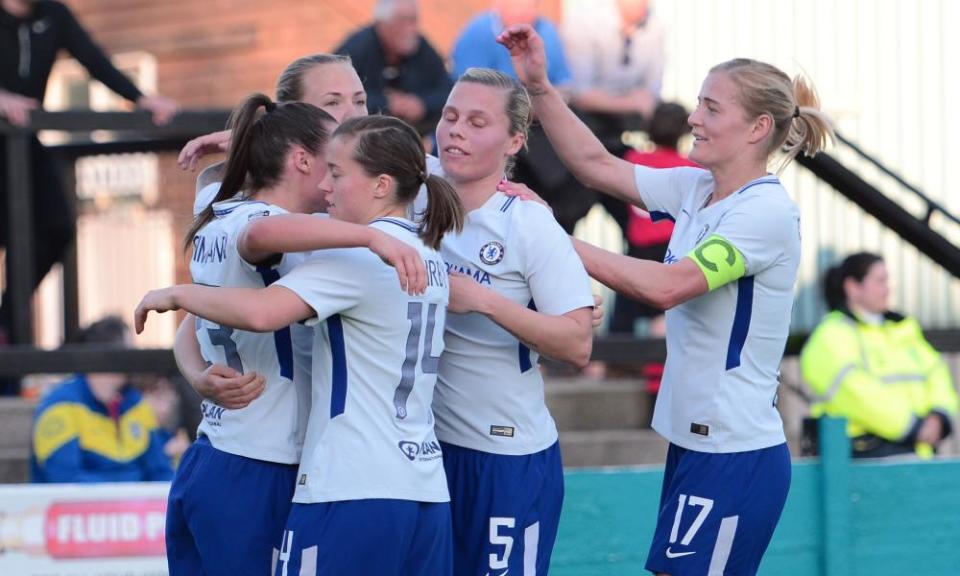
[299,546,318,576]
[707,515,739,575]
[524,521,540,576]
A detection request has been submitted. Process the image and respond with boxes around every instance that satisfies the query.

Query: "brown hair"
[275,53,353,102]
[456,67,532,177]
[184,93,336,249]
[334,116,464,250]
[710,58,834,172]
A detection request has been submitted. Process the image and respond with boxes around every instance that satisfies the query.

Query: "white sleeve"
[194,182,220,217]
[517,204,594,315]
[274,251,367,321]
[712,194,800,275]
[633,165,708,221]
[233,207,288,274]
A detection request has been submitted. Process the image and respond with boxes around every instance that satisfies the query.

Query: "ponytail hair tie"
[793,105,801,119]
[264,101,277,113]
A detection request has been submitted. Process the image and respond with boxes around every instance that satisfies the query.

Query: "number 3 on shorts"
[489,517,515,571]
[669,494,714,546]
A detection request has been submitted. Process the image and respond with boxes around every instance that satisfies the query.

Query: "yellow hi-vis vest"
[800,310,958,448]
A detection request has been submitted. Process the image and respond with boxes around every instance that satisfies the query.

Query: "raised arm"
[239,214,427,293]
[135,284,312,335]
[497,25,642,208]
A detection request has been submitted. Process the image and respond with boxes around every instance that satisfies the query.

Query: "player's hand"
[178,129,233,171]
[0,91,40,127]
[497,180,552,212]
[134,287,181,334]
[591,294,605,328]
[195,364,266,410]
[137,94,180,125]
[496,25,549,91]
[369,229,427,295]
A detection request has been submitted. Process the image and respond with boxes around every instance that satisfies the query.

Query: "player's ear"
[291,146,312,175]
[372,173,393,200]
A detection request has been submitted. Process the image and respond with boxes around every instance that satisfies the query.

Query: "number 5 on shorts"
[489,517,515,571]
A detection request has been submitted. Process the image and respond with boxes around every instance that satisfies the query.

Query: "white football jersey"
[634,165,800,453]
[189,198,314,464]
[433,192,594,455]
[276,218,450,504]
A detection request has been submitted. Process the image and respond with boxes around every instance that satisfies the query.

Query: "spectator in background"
[801,252,959,458]
[614,103,695,334]
[563,0,664,153]
[141,374,192,468]
[30,316,174,482]
[606,102,695,389]
[0,0,178,367]
[451,0,571,84]
[334,0,451,135]
[451,0,594,233]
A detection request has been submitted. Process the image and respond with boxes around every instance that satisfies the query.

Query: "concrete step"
[0,398,35,449]
[559,429,668,468]
[545,378,652,432]
[0,446,30,483]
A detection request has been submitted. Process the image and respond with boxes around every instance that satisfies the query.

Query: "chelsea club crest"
[479,241,505,265]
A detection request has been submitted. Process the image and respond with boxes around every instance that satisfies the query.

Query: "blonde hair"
[275,53,352,103]
[710,58,834,173]
[456,67,532,177]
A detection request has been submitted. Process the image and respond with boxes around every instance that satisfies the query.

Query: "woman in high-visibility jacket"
[801,252,958,458]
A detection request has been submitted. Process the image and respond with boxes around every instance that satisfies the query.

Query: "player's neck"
[2,0,33,18]
[369,204,408,222]
[707,160,768,205]
[255,185,301,215]
[451,171,503,212]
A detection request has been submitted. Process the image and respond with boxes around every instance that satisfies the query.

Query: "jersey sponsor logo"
[665,547,696,559]
[445,262,492,285]
[479,241,505,265]
[398,440,443,462]
[690,423,710,436]
[200,401,225,426]
[191,233,228,264]
[489,425,515,438]
[664,248,680,264]
[298,474,307,485]
[128,422,142,440]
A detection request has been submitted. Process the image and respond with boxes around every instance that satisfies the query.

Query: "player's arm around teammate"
[142,116,464,576]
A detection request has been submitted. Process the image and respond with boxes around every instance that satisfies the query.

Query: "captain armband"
[687,234,747,291]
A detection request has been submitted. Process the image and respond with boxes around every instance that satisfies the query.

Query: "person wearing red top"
[614,102,696,393]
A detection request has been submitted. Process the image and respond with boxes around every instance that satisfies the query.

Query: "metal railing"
[1,110,230,346]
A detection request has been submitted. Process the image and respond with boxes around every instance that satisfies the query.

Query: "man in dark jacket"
[335,0,451,135]
[0,0,178,360]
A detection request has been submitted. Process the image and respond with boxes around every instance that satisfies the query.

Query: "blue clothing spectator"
[31,374,174,483]
[451,11,570,85]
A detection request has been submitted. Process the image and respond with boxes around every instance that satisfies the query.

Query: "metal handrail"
[834,129,960,227]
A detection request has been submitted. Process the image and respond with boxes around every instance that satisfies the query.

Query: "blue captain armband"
[688,234,747,291]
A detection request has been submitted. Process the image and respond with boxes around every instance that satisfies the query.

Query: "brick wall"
[61,0,560,285]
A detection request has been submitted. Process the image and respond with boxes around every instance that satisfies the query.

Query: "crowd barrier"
[2,419,959,575]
